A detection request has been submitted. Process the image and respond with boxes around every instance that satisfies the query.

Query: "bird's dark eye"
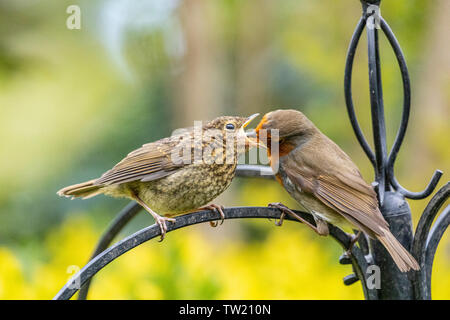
[225,123,235,130]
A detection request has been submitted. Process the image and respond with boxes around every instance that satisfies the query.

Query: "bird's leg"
[312,215,329,236]
[344,230,362,257]
[131,193,175,242]
[198,204,225,227]
[268,202,328,236]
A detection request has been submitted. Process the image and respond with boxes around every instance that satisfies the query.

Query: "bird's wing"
[283,139,388,235]
[95,133,193,186]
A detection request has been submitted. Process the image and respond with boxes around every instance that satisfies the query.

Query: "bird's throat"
[266,139,296,157]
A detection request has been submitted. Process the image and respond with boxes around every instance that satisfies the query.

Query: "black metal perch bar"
[54,205,376,300]
[55,0,447,300]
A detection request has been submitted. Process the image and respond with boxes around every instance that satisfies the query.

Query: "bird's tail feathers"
[376,230,420,272]
[57,179,103,199]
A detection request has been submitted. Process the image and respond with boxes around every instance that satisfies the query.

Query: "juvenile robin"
[58,114,259,240]
[253,109,419,272]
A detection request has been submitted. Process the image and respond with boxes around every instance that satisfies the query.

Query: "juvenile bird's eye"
[225,123,235,130]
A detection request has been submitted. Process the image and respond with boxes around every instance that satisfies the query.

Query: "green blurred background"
[0,0,448,299]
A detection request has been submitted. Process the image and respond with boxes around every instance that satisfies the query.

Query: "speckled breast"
[133,162,237,216]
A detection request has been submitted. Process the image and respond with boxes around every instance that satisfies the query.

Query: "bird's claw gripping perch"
[268,202,328,236]
[268,202,291,226]
[155,216,176,242]
[199,204,225,227]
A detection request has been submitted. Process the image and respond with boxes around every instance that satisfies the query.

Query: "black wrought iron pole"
[343,0,443,299]
[365,0,415,300]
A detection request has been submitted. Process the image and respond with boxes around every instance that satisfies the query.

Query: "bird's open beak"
[243,113,260,128]
[242,114,265,149]
[245,129,266,149]
[246,129,257,138]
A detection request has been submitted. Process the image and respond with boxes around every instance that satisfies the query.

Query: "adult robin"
[253,109,419,272]
[58,114,259,240]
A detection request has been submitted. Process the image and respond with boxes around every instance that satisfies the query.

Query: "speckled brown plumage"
[57,114,259,240]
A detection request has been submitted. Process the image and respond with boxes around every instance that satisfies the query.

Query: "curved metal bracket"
[344,16,376,168]
[77,201,142,300]
[344,5,443,203]
[424,206,449,295]
[412,182,450,299]
[380,18,443,200]
[54,206,376,300]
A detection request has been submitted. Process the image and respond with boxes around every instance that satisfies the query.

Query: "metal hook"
[344,17,376,167]
[379,18,443,199]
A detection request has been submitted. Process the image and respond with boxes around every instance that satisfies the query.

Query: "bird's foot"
[344,231,361,257]
[268,202,328,237]
[199,204,225,227]
[268,202,292,226]
[155,216,176,242]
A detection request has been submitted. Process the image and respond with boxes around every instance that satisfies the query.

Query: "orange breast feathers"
[255,116,296,158]
[255,116,272,157]
[256,116,296,188]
